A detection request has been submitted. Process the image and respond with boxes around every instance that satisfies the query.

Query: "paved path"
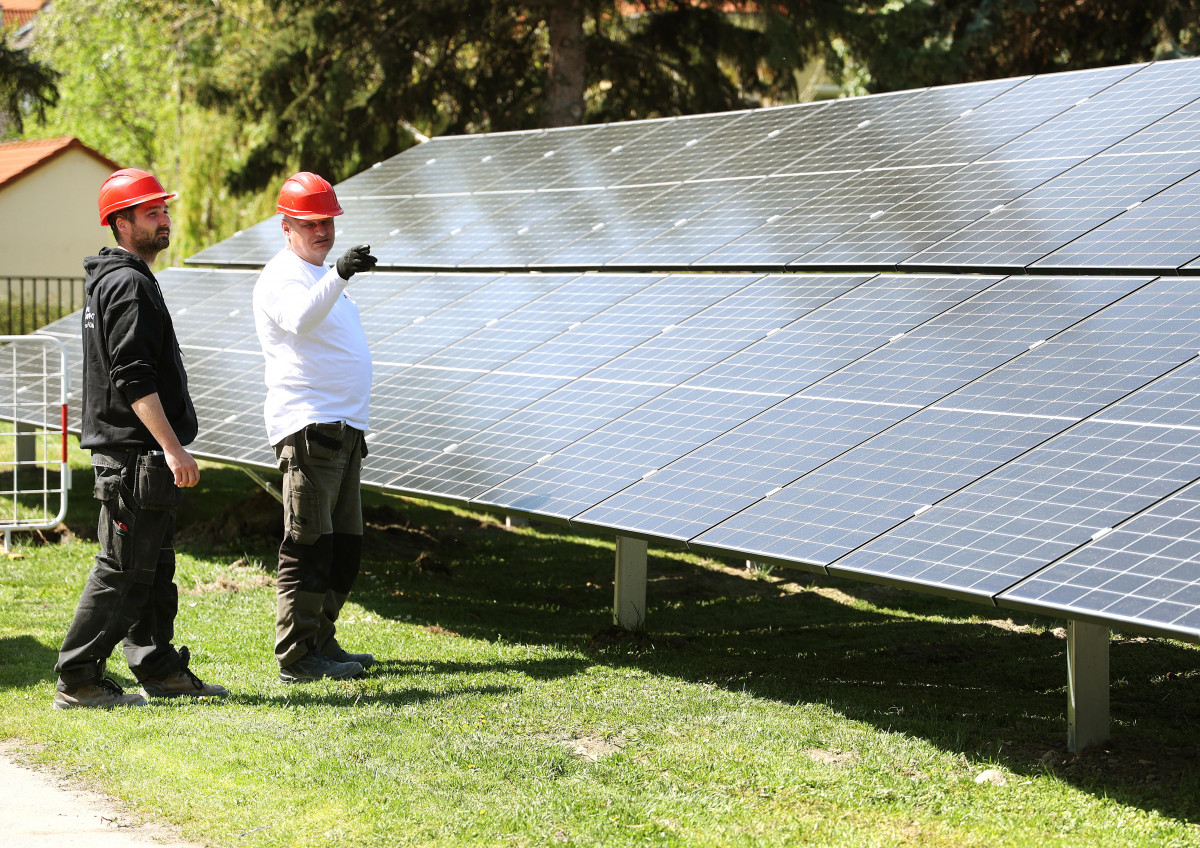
[1,742,206,848]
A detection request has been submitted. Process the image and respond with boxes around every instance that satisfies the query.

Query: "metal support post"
[506,515,529,529]
[241,467,284,505]
[1067,619,1110,753]
[613,536,647,630]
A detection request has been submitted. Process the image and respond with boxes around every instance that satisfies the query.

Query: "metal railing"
[0,334,70,553]
[1,277,85,335]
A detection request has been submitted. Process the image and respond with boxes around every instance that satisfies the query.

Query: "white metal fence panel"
[0,334,70,553]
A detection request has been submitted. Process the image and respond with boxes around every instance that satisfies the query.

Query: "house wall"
[0,149,117,279]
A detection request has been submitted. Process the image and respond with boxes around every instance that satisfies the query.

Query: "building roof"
[0,137,120,190]
[0,0,46,29]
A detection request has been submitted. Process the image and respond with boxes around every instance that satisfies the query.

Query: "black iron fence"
[0,277,86,335]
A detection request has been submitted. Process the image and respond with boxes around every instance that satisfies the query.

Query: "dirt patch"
[183,559,275,595]
[176,489,282,549]
[804,748,859,768]
[3,522,74,549]
[425,624,460,638]
[175,494,451,575]
[1029,733,1199,788]
[538,734,626,762]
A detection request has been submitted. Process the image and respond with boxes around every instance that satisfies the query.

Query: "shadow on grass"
[0,636,58,688]
[347,499,1200,825]
[135,465,1200,824]
[229,685,522,709]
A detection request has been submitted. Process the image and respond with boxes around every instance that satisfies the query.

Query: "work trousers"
[274,422,365,667]
[55,450,184,691]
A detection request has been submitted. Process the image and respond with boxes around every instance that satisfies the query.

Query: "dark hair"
[108,206,136,243]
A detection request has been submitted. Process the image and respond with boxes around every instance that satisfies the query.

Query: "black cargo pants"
[55,449,184,691]
[274,422,365,667]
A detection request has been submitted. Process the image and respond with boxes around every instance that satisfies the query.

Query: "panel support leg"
[1067,619,1109,754]
[614,536,647,631]
[241,467,284,505]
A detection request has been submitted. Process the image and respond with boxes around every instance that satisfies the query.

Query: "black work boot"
[279,652,363,682]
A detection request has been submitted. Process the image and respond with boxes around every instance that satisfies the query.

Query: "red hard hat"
[276,171,344,219]
[98,168,176,226]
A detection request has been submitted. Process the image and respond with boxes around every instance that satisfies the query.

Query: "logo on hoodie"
[83,306,95,330]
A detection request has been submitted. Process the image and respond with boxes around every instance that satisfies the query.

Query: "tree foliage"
[837,0,1200,93]
[23,0,1200,257]
[200,0,856,192]
[26,0,277,261]
[0,36,58,137]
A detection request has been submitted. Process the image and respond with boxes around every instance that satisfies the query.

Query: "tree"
[201,0,855,192]
[26,0,277,261]
[0,37,58,137]
[835,0,1200,93]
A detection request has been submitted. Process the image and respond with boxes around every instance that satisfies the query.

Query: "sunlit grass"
[0,441,1197,847]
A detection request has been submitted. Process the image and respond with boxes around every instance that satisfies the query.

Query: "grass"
[0,442,1199,846]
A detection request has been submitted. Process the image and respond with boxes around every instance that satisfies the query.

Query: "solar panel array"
[31,57,1200,645]
[191,59,1200,276]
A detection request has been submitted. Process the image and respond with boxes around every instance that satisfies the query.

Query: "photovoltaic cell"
[415,273,643,371]
[807,158,1079,271]
[531,180,743,269]
[891,65,1139,168]
[995,356,1200,633]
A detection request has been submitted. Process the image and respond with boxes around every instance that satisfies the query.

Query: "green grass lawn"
[1,444,1198,846]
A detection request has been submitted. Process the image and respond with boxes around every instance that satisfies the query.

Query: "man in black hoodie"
[53,169,227,709]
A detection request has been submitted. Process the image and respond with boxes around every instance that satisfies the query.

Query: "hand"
[336,244,377,280]
[165,446,200,488]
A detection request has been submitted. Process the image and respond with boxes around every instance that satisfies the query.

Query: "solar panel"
[999,478,1200,639]
[813,275,1200,598]
[903,63,1200,272]
[582,274,1149,542]
[1034,169,1200,272]
[478,274,990,519]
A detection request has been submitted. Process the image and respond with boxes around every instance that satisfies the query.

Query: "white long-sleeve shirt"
[253,248,372,445]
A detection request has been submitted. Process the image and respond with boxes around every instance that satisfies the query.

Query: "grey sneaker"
[279,652,363,683]
[324,640,376,669]
[140,647,229,699]
[53,677,147,710]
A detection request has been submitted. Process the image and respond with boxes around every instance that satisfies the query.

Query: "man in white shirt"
[253,171,378,682]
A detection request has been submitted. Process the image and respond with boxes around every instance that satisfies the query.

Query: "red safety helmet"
[276,171,344,219]
[98,168,176,226]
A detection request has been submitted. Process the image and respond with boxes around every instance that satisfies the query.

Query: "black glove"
[336,244,377,280]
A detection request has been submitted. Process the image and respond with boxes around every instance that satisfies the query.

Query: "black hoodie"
[80,247,197,450]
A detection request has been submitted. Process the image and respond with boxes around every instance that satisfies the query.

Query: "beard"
[131,226,170,255]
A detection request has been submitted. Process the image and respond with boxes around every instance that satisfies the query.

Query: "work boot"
[53,677,147,710]
[279,652,363,683]
[139,647,229,699]
[323,637,375,669]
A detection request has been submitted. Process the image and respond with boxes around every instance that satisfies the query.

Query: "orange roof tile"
[1,0,46,29]
[0,137,120,189]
